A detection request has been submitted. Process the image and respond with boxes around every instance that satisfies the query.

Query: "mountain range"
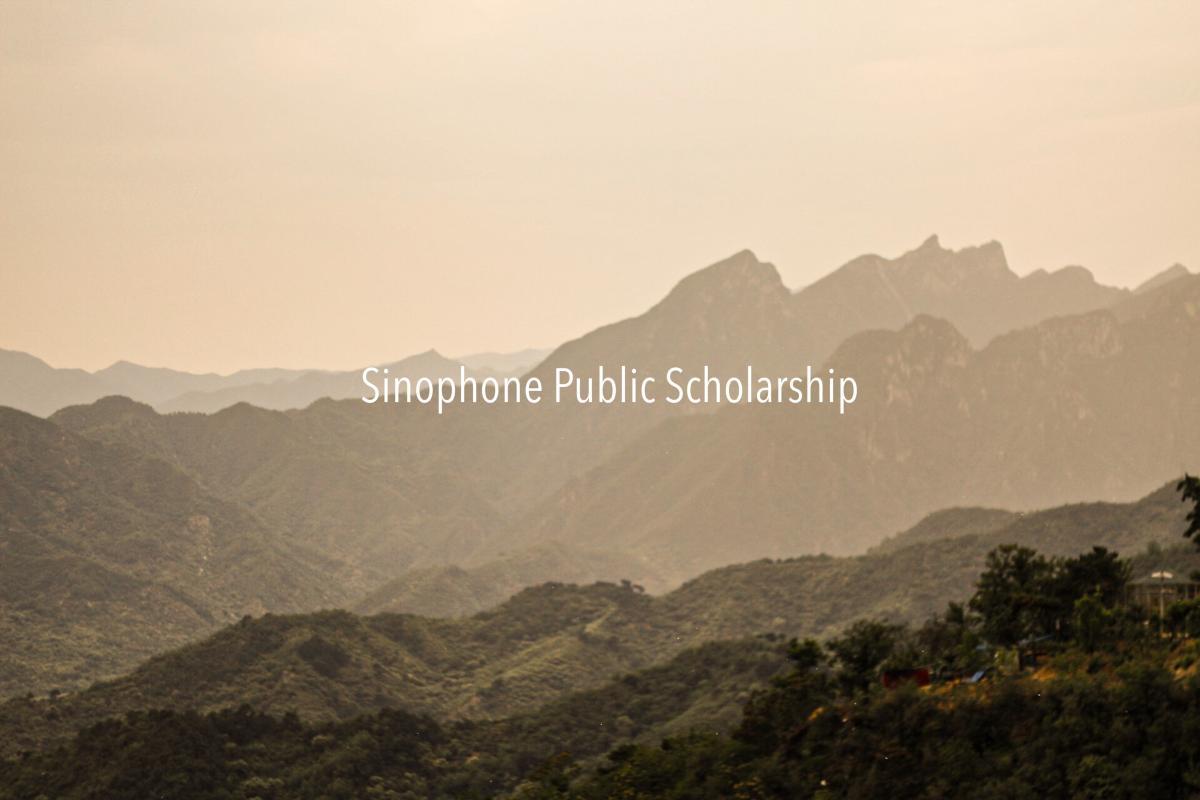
[486,269,1200,578]
[3,236,1187,422]
[0,348,550,417]
[531,235,1176,382]
[1,234,1197,701]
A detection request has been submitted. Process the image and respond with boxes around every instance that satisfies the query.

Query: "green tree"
[969,545,1055,646]
[825,620,902,692]
[916,602,981,675]
[1072,592,1112,652]
[1180,474,1200,544]
[1165,599,1200,638]
[1057,547,1129,607]
[786,638,825,671]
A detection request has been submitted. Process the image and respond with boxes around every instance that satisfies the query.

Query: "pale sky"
[2,2,1198,373]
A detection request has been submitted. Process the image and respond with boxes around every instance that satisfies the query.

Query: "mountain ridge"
[0,347,547,417]
[3,236,1178,416]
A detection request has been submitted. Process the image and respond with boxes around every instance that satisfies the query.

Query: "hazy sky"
[3,2,1198,373]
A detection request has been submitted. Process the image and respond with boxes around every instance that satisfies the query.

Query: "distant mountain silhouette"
[0,348,547,416]
[0,350,315,417]
[159,349,464,413]
[93,361,307,405]
[0,350,117,418]
[1,237,1157,417]
[159,348,552,413]
[456,347,551,376]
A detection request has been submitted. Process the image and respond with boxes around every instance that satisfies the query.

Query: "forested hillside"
[3,480,1190,761]
[0,407,352,697]
[7,530,1200,799]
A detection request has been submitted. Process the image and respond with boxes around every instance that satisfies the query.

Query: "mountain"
[790,235,1129,359]
[533,236,1133,380]
[6,238,1161,518]
[354,542,666,617]
[8,522,1200,798]
[373,478,1191,627]
[91,361,308,406]
[157,349,466,413]
[0,349,317,417]
[10,637,1198,800]
[9,263,1193,713]
[452,238,1136,518]
[42,246,1195,586]
[532,249,803,380]
[474,238,1142,503]
[1134,263,1193,294]
[497,275,1200,579]
[0,406,353,698]
[4,236,1138,420]
[2,480,1185,755]
[0,637,786,797]
[452,250,812,516]
[0,348,544,416]
[50,396,503,578]
[869,506,1017,554]
[0,583,664,755]
[455,347,551,376]
[0,350,117,418]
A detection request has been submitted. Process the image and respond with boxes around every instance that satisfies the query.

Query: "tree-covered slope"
[0,407,352,697]
[3,480,1188,757]
[7,532,1200,800]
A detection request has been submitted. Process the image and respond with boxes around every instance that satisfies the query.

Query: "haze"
[2,1,1198,373]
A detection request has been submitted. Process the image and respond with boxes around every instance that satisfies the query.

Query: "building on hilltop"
[1127,570,1200,617]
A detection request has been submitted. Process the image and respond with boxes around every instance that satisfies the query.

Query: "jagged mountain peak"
[530,248,796,381]
[892,236,1012,285]
[659,249,785,306]
[805,236,1012,294]
[918,233,943,251]
[791,236,1128,353]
